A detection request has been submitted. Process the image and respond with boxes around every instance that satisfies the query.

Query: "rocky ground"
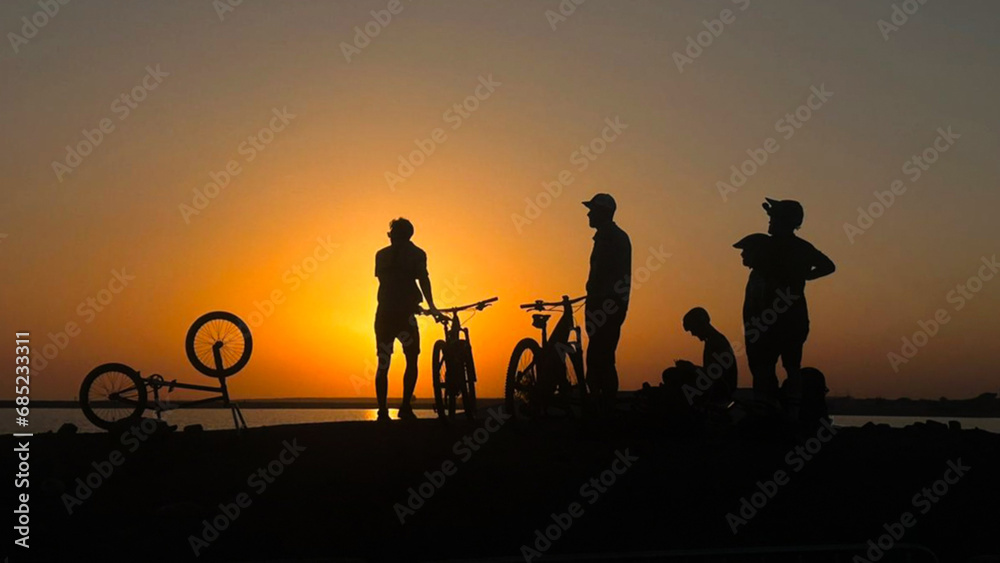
[6,414,1000,562]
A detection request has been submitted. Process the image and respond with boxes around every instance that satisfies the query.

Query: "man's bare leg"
[399,350,419,417]
[375,347,391,417]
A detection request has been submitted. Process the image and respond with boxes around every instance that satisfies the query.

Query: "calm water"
[1,409,998,435]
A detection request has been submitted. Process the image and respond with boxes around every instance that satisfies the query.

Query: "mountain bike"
[421,297,498,420]
[78,311,253,431]
[505,295,587,421]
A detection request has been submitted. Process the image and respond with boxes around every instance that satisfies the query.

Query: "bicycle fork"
[214,342,248,432]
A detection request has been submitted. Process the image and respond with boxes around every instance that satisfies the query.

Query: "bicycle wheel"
[79,363,148,430]
[185,311,253,378]
[567,344,586,396]
[460,341,477,419]
[505,338,542,421]
[432,340,450,418]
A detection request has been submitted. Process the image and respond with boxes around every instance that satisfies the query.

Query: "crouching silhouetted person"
[783,367,830,431]
[662,307,738,411]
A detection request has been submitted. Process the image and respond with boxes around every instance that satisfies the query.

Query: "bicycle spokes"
[191,319,245,370]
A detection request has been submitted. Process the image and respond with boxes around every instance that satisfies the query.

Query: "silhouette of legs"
[748,327,809,416]
[586,318,622,413]
[400,349,419,414]
[375,342,392,418]
[374,310,420,420]
[779,337,805,419]
[747,340,781,406]
[780,340,804,384]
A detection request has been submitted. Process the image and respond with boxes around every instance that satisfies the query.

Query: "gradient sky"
[2,0,999,401]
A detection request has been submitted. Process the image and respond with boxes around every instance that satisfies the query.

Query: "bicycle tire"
[432,340,449,418]
[505,338,542,421]
[461,341,477,419]
[185,311,253,378]
[79,363,148,431]
[569,344,586,396]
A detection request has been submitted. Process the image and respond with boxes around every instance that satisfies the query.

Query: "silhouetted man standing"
[746,199,835,415]
[583,193,631,414]
[374,218,441,421]
[733,232,779,404]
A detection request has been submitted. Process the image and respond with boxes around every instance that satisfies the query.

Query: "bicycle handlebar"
[419,297,499,316]
[519,295,587,311]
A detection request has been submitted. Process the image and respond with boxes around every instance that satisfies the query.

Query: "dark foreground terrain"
[7,414,1000,562]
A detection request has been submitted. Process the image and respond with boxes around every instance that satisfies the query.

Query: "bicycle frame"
[526,295,585,360]
[437,310,471,347]
[114,364,247,430]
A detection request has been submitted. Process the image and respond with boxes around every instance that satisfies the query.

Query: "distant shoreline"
[7,393,999,417]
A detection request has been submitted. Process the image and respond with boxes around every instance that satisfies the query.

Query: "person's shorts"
[374,309,420,356]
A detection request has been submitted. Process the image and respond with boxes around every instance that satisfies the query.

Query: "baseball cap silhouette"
[583,193,617,213]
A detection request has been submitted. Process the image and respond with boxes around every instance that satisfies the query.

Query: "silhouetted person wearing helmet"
[374,218,442,421]
[733,232,779,405]
[666,307,738,407]
[583,193,631,415]
[737,199,836,416]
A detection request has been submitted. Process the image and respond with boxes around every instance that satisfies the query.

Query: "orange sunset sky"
[2,1,999,401]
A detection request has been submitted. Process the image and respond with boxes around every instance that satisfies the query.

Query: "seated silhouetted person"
[783,367,830,431]
[373,218,441,421]
[663,308,737,410]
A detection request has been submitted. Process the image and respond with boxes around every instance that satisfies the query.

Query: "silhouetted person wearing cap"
[733,232,779,405]
[737,199,835,416]
[583,193,631,414]
[666,307,738,407]
[374,218,441,421]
